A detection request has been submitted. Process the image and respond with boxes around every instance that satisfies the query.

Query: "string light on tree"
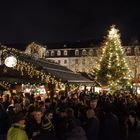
[97,25,132,91]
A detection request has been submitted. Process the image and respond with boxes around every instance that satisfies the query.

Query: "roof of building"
[3,40,100,50]
[0,45,94,85]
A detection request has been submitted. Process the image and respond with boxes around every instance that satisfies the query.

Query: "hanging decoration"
[0,45,63,86]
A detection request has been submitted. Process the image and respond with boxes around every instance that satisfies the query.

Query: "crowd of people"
[0,90,140,140]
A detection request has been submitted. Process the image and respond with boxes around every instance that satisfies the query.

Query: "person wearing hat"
[7,112,28,140]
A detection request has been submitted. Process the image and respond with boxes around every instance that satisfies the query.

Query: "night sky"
[0,0,140,48]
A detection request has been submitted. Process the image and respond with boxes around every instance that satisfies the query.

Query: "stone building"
[45,44,140,82]
[46,45,100,73]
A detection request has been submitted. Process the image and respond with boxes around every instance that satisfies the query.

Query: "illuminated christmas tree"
[97,25,132,91]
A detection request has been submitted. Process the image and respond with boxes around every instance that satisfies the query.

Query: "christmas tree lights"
[97,25,132,91]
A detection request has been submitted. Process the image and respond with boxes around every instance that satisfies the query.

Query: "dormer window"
[58,60,61,64]
[89,49,94,56]
[75,49,79,56]
[82,49,87,56]
[94,49,98,56]
[46,50,49,57]
[57,50,61,56]
[64,50,68,56]
[134,46,140,55]
[64,60,67,64]
[126,47,131,55]
[51,50,55,56]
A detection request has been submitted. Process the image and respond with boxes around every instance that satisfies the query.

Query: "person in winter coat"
[41,110,57,140]
[26,109,43,140]
[7,112,28,140]
[54,108,68,140]
[126,111,140,140]
[84,108,100,140]
[7,105,16,129]
[0,103,8,140]
[66,119,87,140]
[99,103,121,140]
[2,94,10,111]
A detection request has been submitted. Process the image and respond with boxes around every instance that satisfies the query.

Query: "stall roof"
[0,45,94,84]
[44,67,93,83]
[22,55,93,84]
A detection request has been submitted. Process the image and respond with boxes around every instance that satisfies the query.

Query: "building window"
[64,60,67,64]
[75,59,79,64]
[75,49,79,56]
[51,50,55,56]
[134,46,140,55]
[89,49,94,56]
[96,49,101,56]
[46,51,49,57]
[82,59,85,65]
[82,49,87,56]
[126,47,131,55]
[57,50,61,56]
[93,49,98,56]
[58,60,61,64]
[64,50,68,56]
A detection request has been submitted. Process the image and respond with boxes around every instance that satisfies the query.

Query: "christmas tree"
[97,25,132,91]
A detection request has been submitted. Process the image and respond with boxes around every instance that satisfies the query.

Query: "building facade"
[45,45,140,82]
[46,46,100,73]
[24,42,140,82]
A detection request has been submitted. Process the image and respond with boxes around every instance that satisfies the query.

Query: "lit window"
[64,60,67,64]
[89,49,93,56]
[82,49,87,55]
[93,49,98,56]
[75,49,79,56]
[134,46,140,55]
[57,50,61,56]
[126,47,131,55]
[51,50,55,56]
[46,51,49,57]
[58,60,61,64]
[82,59,85,65]
[75,59,78,64]
[64,50,68,56]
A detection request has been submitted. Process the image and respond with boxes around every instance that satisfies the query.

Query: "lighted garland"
[0,45,63,85]
[97,25,132,91]
[0,81,11,89]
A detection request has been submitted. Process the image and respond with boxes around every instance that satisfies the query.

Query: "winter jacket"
[7,123,28,140]
[66,126,87,140]
[0,104,9,135]
[99,113,121,140]
[26,119,42,140]
[84,117,100,140]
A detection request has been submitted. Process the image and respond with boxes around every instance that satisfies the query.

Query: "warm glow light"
[98,25,132,91]
[4,56,17,68]
[108,25,119,38]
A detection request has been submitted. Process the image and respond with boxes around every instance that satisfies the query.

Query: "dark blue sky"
[0,0,139,47]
